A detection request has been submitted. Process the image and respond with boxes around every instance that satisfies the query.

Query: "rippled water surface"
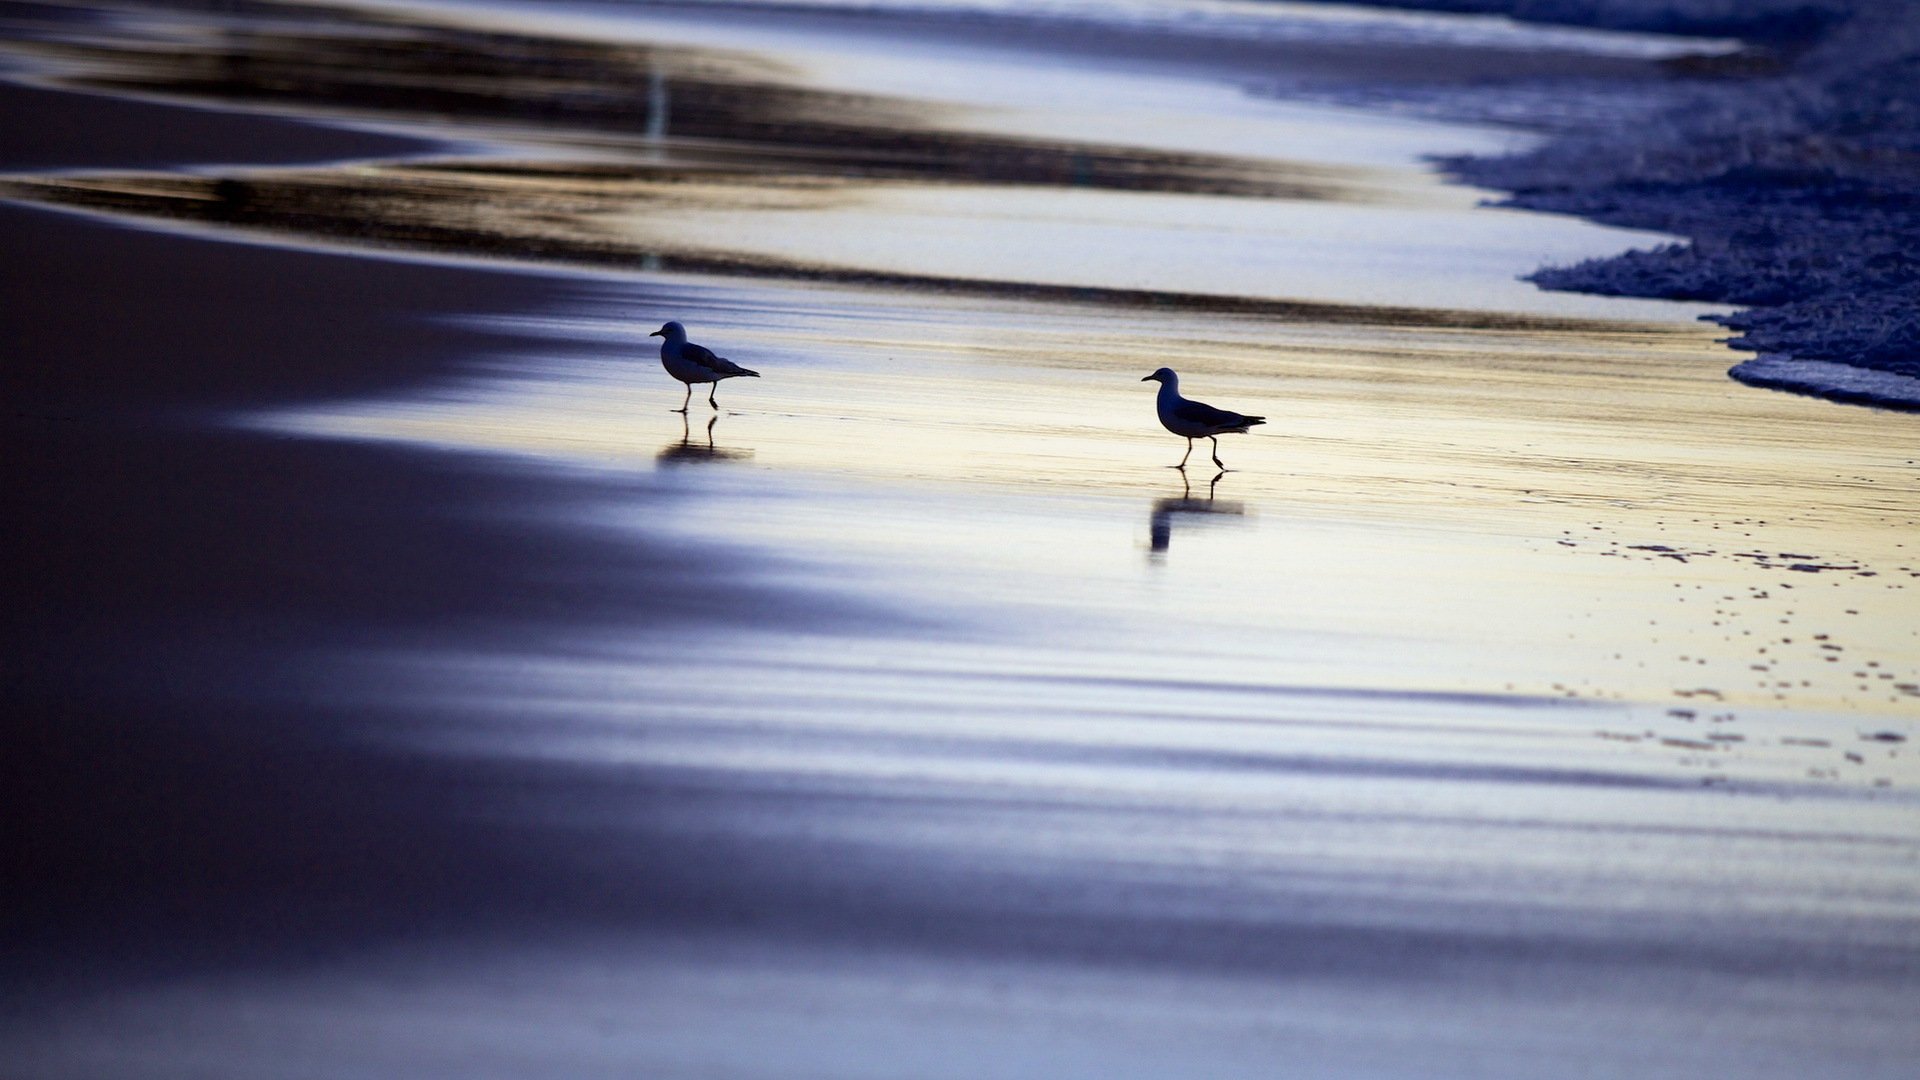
[4,0,1917,1076]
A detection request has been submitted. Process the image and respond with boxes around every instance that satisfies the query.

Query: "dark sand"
[0,79,427,171]
[0,90,899,989]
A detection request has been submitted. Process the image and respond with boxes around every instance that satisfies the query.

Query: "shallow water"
[5,0,1918,1076]
[233,251,1919,1077]
[268,271,1919,720]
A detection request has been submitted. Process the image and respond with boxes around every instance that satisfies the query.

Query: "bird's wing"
[1172,398,1261,430]
[684,342,759,377]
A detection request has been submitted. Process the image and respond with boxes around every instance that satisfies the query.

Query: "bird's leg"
[1176,439,1193,469]
[1209,436,1226,471]
[708,383,720,410]
[675,383,691,413]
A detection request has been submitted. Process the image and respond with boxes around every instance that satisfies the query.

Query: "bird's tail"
[710,356,760,378]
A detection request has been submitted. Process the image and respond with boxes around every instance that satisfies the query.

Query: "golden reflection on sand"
[11,0,1915,743]
[261,285,1920,732]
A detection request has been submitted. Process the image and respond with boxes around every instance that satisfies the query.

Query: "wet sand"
[4,2,1918,1076]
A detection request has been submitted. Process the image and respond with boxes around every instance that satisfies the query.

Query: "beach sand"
[3,2,1917,1076]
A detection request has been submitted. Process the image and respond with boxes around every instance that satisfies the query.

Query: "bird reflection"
[656,413,750,465]
[1149,469,1245,558]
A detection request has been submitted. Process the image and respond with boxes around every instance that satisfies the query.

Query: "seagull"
[650,320,760,411]
[1140,367,1265,470]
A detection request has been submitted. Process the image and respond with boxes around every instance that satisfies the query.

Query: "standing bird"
[1140,367,1265,470]
[650,320,760,411]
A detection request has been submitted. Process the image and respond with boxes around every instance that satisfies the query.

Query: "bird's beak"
[649,330,664,337]
[1140,374,1154,382]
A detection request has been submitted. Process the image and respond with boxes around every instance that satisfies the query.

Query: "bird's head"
[1141,367,1177,385]
[650,321,685,340]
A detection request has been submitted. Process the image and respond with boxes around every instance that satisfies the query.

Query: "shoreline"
[11,1,1912,416]
[1429,0,1920,411]
[0,193,918,978]
[5,4,1917,1076]
[0,0,1725,327]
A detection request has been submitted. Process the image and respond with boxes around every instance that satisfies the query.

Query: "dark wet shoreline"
[0,0,1719,337]
[4,163,1682,334]
[0,184,901,984]
[6,0,1370,197]
[8,0,1682,337]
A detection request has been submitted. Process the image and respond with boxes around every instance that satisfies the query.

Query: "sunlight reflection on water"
[11,4,1916,1077]
[261,275,1920,727]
